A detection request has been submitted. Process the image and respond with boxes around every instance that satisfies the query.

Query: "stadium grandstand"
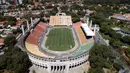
[49,13,72,26]
[18,13,99,73]
[74,22,94,44]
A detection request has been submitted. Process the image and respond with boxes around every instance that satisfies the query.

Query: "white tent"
[81,23,95,36]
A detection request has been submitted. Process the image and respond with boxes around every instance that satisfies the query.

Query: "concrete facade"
[28,53,89,73]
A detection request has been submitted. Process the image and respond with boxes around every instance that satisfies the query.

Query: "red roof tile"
[0,39,4,46]
[16,19,25,26]
[0,39,4,43]
[0,22,4,25]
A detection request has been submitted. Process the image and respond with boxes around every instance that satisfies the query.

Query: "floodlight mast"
[26,20,29,30]
[31,17,33,27]
[89,20,93,29]
[21,25,25,35]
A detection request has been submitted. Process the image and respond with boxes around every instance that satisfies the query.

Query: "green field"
[45,28,75,51]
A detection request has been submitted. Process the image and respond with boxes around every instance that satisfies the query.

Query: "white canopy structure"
[81,23,95,36]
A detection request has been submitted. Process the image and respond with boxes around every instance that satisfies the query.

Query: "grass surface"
[45,28,75,51]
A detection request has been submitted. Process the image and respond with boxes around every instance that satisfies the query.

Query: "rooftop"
[112,13,130,21]
[81,23,95,36]
[0,39,4,46]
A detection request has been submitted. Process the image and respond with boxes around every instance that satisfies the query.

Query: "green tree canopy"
[0,46,32,73]
[121,36,130,45]
[125,47,130,58]
[6,21,16,26]
[4,35,16,46]
[89,44,116,72]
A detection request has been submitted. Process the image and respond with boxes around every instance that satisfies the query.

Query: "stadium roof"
[81,23,95,36]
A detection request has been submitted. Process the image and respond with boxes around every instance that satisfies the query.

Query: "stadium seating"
[25,22,49,57]
[73,42,94,56]
[74,22,88,44]
[26,22,47,45]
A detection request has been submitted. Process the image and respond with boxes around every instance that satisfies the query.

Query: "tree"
[88,67,104,73]
[12,28,22,34]
[89,44,116,71]
[0,56,7,69]
[6,21,16,26]
[0,46,32,73]
[100,26,110,33]
[88,68,96,73]
[50,11,57,16]
[121,36,130,45]
[4,35,16,46]
[109,39,121,48]
[70,4,81,10]
[23,0,29,4]
[77,11,86,17]
[125,47,130,58]
[72,17,80,23]
[22,14,33,20]
[5,16,17,22]
[83,0,121,4]
[0,16,6,21]
[113,63,122,71]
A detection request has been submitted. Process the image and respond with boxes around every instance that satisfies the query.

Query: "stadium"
[18,13,99,73]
